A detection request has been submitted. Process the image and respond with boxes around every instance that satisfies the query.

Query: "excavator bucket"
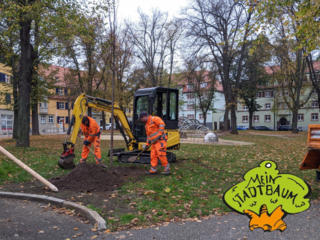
[300,125,320,170]
[58,143,76,169]
[118,152,176,164]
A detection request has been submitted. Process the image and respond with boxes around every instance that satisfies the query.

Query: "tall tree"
[0,0,80,147]
[183,0,256,133]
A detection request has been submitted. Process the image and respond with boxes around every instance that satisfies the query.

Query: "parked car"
[237,125,249,130]
[278,125,292,131]
[100,123,116,130]
[254,126,273,131]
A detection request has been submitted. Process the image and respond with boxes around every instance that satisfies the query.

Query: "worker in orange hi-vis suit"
[80,116,107,167]
[140,111,170,175]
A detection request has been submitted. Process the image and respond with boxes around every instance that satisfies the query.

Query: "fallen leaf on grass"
[164,187,171,193]
[131,218,139,224]
[144,190,156,195]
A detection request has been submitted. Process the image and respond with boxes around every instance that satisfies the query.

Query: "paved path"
[1,198,320,240]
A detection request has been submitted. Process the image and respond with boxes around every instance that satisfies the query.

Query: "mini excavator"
[58,87,181,169]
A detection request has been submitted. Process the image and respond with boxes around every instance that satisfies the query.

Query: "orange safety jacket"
[145,116,167,145]
[80,116,101,142]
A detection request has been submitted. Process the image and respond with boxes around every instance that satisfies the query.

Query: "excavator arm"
[67,94,136,151]
[58,94,137,169]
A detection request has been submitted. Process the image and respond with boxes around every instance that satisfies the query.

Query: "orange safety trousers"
[150,139,169,172]
[81,135,101,162]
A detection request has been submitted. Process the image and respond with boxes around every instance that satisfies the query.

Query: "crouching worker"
[140,111,170,175]
[80,116,107,168]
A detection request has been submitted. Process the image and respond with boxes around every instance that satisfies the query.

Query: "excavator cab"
[132,87,179,144]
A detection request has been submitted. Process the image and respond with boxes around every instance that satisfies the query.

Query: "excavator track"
[118,151,176,165]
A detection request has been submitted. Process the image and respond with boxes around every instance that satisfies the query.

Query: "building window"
[41,115,45,124]
[265,91,271,97]
[243,105,248,111]
[256,92,261,98]
[312,101,318,108]
[265,115,271,122]
[284,90,289,96]
[39,102,48,108]
[1,115,13,130]
[187,104,194,110]
[312,113,318,121]
[187,114,195,119]
[254,115,259,122]
[284,103,289,109]
[298,114,304,122]
[265,103,271,110]
[187,85,192,90]
[242,116,248,123]
[5,75,10,84]
[58,88,64,95]
[59,102,65,109]
[199,114,206,120]
[186,93,194,99]
[49,116,54,124]
[200,82,207,88]
[5,94,11,104]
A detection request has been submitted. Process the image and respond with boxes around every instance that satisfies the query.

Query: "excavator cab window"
[133,87,179,144]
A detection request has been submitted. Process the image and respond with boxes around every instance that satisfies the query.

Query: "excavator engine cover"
[118,151,176,164]
[58,143,76,169]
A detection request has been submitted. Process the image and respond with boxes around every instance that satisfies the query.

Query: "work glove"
[83,140,91,146]
[143,145,150,151]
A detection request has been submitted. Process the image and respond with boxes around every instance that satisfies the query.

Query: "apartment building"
[0,63,13,135]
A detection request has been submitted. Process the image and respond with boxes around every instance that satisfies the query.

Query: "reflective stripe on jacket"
[80,116,101,142]
[145,116,167,144]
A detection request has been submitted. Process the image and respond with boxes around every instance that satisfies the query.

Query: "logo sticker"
[223,161,311,232]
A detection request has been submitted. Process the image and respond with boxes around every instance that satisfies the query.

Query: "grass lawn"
[0,131,317,231]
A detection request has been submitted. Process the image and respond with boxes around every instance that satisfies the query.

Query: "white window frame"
[298,114,304,122]
[242,116,248,123]
[265,115,271,122]
[312,113,318,121]
[243,105,248,111]
[265,91,271,97]
[5,75,10,84]
[200,82,207,88]
[312,101,318,108]
[59,102,65,109]
[187,104,194,110]
[254,115,259,122]
[187,85,192,90]
[265,103,271,110]
[49,115,54,124]
[58,88,64,95]
[187,114,194,119]
[41,115,45,124]
[1,115,13,130]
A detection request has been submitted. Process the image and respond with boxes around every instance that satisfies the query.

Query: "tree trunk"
[31,103,39,135]
[12,61,19,139]
[203,114,207,127]
[249,111,253,129]
[230,104,238,134]
[292,109,298,133]
[102,111,106,130]
[16,19,34,147]
[223,104,229,131]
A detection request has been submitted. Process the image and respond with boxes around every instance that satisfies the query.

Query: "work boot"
[162,164,170,175]
[78,158,87,164]
[162,169,170,175]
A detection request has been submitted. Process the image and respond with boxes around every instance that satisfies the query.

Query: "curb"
[0,191,106,231]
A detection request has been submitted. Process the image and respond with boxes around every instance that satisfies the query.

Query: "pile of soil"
[50,163,146,192]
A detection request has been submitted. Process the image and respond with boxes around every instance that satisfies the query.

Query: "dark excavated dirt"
[50,163,146,192]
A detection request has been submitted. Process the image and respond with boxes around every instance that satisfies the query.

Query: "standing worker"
[140,111,170,175]
[79,116,106,167]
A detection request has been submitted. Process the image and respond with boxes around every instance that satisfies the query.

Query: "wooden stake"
[0,146,58,192]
